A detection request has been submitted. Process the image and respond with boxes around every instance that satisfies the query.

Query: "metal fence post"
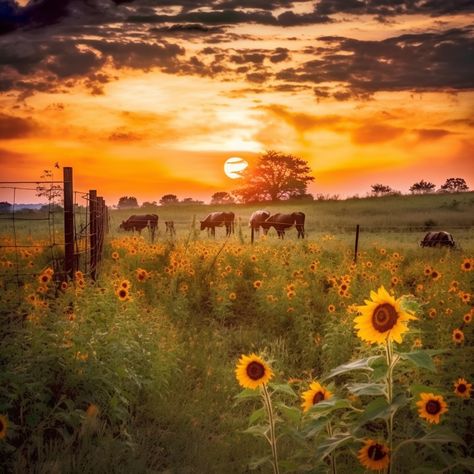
[89,190,97,280]
[63,167,74,279]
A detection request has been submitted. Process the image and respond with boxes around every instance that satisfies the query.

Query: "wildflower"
[287,290,296,299]
[424,266,432,276]
[60,281,68,291]
[354,286,417,344]
[229,292,237,301]
[461,258,473,272]
[417,393,448,424]
[391,276,400,286]
[75,270,84,280]
[379,248,386,255]
[431,270,442,281]
[452,328,464,344]
[301,382,332,412]
[454,378,472,399]
[235,354,273,389]
[357,439,390,471]
[0,415,8,439]
[111,251,119,261]
[120,279,131,290]
[253,280,262,289]
[86,404,100,417]
[428,308,437,318]
[38,272,51,285]
[116,288,130,302]
[328,304,336,313]
[413,338,423,348]
[463,313,472,324]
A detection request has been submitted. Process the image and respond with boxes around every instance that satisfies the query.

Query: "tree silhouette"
[409,180,436,194]
[440,178,469,193]
[117,196,139,208]
[0,201,12,212]
[233,150,314,203]
[159,194,179,205]
[370,184,393,197]
[210,192,235,205]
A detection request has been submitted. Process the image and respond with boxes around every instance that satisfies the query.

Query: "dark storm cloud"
[276,28,474,98]
[315,0,474,17]
[0,112,38,138]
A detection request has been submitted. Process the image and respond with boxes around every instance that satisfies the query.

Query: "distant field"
[109,192,474,250]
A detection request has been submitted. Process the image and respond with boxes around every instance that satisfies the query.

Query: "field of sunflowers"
[0,193,473,473]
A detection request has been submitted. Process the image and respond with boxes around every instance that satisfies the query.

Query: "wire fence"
[0,168,108,291]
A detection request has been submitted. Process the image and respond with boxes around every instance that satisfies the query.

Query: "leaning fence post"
[354,224,360,263]
[89,190,97,280]
[251,226,254,244]
[63,167,74,279]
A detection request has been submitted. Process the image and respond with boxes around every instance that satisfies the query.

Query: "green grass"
[0,192,473,473]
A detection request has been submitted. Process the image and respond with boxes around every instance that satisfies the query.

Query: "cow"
[119,214,158,241]
[200,212,235,237]
[262,212,305,239]
[249,210,271,235]
[420,231,456,248]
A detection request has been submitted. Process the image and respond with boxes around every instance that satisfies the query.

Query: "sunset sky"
[0,0,473,204]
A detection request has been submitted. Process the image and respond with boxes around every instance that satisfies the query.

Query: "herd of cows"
[119,210,306,239]
[118,212,457,247]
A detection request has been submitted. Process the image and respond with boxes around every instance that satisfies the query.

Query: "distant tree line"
[114,149,470,206]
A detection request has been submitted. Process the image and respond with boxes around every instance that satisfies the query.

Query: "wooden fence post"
[354,224,360,263]
[251,226,254,244]
[89,190,97,280]
[63,167,74,279]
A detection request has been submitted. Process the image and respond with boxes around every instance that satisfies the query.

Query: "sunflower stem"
[326,421,338,474]
[385,340,395,474]
[262,384,280,474]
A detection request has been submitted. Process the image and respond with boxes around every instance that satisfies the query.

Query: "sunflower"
[424,266,432,276]
[417,393,448,424]
[229,292,237,301]
[431,270,442,281]
[328,304,336,313]
[253,280,262,289]
[111,251,119,261]
[354,286,417,344]
[454,378,472,399]
[461,258,473,272]
[428,308,437,318]
[463,313,472,324]
[120,279,131,290]
[357,439,390,471]
[301,381,332,412]
[235,354,273,389]
[0,415,7,439]
[116,288,130,302]
[452,328,464,344]
[38,273,51,285]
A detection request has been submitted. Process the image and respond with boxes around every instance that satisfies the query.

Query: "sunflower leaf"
[315,433,353,459]
[307,398,352,418]
[354,393,409,430]
[324,356,383,380]
[248,455,272,470]
[346,382,386,396]
[234,388,261,402]
[409,384,441,397]
[269,383,298,398]
[415,427,466,447]
[275,402,302,424]
[242,424,269,439]
[397,351,436,372]
[301,415,329,438]
[248,407,266,426]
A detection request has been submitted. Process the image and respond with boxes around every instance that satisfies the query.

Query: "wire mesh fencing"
[0,167,108,296]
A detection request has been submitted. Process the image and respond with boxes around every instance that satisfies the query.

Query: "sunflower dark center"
[372,304,398,332]
[457,384,467,393]
[368,444,386,461]
[312,391,325,405]
[246,361,265,381]
[426,400,441,415]
[119,290,127,297]
[0,419,4,431]
[464,262,471,269]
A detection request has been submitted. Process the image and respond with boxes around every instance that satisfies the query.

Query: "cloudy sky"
[0,0,473,204]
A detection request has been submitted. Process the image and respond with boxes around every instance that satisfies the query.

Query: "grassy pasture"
[0,192,473,473]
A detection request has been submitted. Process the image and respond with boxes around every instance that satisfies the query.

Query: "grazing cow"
[249,210,271,235]
[119,214,158,240]
[263,212,306,239]
[200,212,235,237]
[420,231,456,248]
